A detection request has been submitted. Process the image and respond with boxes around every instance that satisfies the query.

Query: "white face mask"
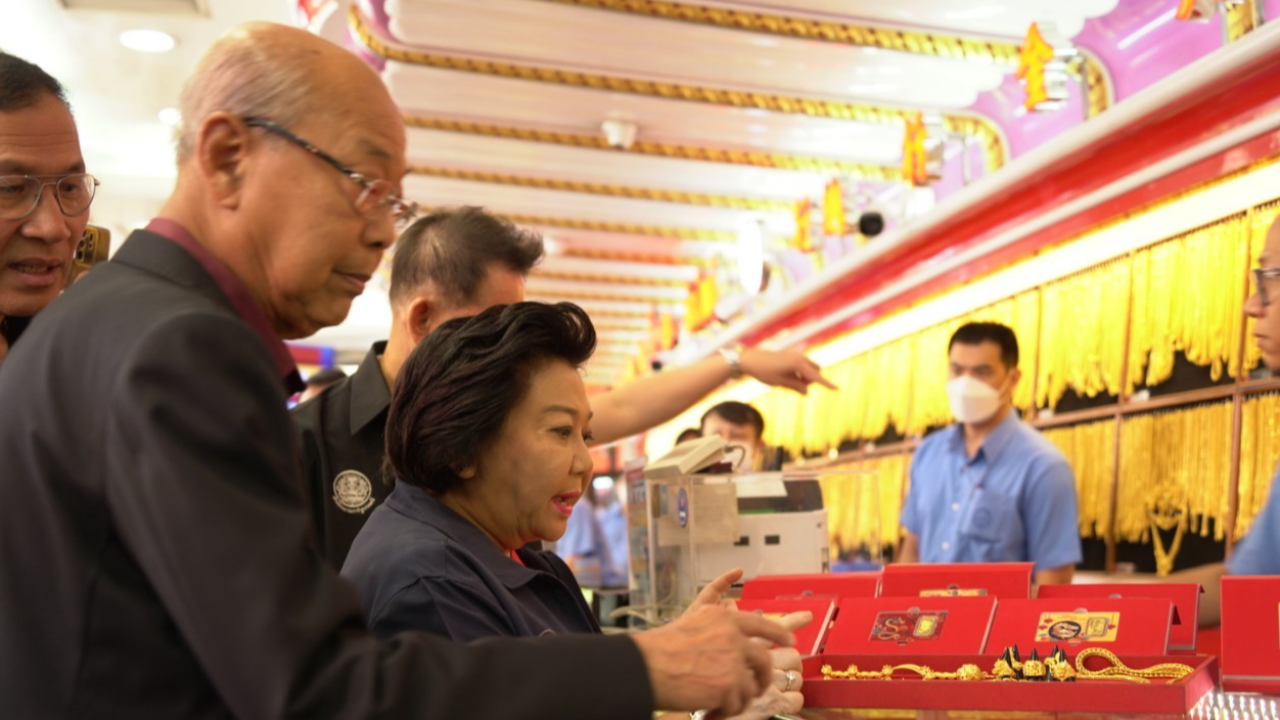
[946,375,1005,425]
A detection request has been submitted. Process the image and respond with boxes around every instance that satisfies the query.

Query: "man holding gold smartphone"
[0,52,98,366]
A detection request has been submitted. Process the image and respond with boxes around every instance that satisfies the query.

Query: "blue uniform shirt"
[556,495,608,587]
[900,411,1082,572]
[599,502,630,588]
[1229,464,1280,575]
[341,481,600,642]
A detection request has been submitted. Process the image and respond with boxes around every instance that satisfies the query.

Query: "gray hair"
[175,37,318,165]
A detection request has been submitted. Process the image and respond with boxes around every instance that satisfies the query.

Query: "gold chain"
[820,648,1193,684]
[1074,648,1194,681]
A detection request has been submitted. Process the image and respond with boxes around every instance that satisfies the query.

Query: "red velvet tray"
[880,562,1033,599]
[735,597,836,657]
[1221,575,1280,693]
[985,597,1174,655]
[739,571,880,602]
[802,653,1216,713]
[824,596,996,655]
[1038,582,1200,651]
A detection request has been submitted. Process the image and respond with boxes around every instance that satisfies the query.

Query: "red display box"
[880,562,1033,599]
[802,653,1216,713]
[824,596,997,655]
[735,597,836,657]
[1038,582,1200,651]
[739,571,880,602]
[985,597,1174,656]
[1221,575,1280,693]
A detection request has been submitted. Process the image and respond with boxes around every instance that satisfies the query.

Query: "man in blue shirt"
[899,322,1081,585]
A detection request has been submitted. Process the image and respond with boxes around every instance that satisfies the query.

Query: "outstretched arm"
[590,348,835,445]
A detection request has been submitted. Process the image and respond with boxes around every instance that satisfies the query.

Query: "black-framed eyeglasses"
[242,117,418,228]
[0,173,99,220]
[1254,267,1280,307]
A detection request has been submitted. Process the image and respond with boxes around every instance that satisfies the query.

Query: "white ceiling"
[7,0,1127,382]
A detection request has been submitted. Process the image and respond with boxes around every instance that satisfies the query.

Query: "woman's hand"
[710,646,806,720]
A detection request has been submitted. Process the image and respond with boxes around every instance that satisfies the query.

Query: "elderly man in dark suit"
[0,23,790,720]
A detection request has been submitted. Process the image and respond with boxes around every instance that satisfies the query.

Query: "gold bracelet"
[820,663,992,682]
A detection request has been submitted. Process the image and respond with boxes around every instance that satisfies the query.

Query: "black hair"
[949,321,1019,369]
[389,206,544,307]
[386,302,596,494]
[700,401,765,439]
[0,52,69,112]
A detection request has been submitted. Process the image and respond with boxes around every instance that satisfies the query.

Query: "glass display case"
[624,464,881,625]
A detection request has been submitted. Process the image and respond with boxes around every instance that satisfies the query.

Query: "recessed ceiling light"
[120,29,176,53]
[157,107,182,127]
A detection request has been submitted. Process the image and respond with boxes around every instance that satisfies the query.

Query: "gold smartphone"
[70,224,111,284]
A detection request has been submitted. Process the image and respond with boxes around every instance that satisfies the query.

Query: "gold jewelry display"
[820,647,1194,684]
[1043,418,1115,540]
[820,662,992,682]
[1116,403,1232,575]
[689,183,1280,571]
[1238,392,1280,539]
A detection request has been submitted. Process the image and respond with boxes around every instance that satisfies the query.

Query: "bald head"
[177,23,396,166]
[162,21,406,339]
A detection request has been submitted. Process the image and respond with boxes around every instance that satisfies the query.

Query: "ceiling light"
[157,107,181,127]
[119,29,176,53]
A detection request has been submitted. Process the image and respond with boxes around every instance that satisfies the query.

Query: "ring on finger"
[783,669,799,692]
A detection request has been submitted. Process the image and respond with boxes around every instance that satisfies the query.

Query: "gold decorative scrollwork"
[498,212,733,241]
[352,7,1007,170]
[408,164,790,211]
[405,115,899,179]
[530,0,1110,118]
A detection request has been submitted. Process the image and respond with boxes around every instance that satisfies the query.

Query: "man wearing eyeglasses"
[0,22,792,720]
[0,53,98,367]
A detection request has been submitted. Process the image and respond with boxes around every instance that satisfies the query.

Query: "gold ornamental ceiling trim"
[533,286,687,303]
[560,247,714,266]
[594,323,654,333]
[416,203,731,240]
[408,164,791,211]
[501,213,734,241]
[524,300,651,318]
[405,115,899,179]
[352,7,1007,169]
[531,268,691,287]
[529,0,1112,118]
[536,0,1022,63]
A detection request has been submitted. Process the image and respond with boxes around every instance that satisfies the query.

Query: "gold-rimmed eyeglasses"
[0,173,99,220]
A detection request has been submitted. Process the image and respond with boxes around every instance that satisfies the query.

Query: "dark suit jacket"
[0,230,651,720]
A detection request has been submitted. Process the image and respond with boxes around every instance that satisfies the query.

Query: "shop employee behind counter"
[898,322,1081,586]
